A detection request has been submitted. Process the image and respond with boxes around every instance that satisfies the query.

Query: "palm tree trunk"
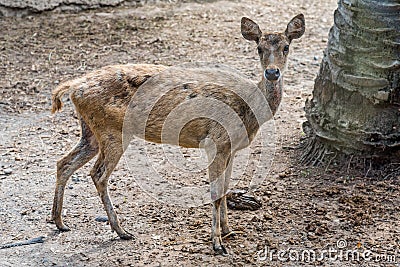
[303,0,400,164]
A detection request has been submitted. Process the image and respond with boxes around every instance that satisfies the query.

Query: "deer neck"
[258,77,283,116]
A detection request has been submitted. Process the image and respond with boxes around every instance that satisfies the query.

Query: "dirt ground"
[1,0,399,266]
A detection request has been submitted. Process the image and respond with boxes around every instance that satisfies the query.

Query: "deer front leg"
[208,148,230,255]
[220,153,234,237]
[211,198,226,255]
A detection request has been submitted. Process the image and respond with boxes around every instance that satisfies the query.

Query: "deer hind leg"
[206,144,231,255]
[52,117,99,231]
[90,134,133,240]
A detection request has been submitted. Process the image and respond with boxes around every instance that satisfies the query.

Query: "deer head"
[241,14,305,82]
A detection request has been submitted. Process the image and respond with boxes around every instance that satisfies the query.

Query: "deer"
[50,14,305,255]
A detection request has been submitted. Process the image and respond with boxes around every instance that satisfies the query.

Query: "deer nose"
[264,68,280,81]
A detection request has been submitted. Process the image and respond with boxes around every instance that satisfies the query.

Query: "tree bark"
[303,0,400,163]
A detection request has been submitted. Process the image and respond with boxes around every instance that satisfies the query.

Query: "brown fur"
[51,15,305,255]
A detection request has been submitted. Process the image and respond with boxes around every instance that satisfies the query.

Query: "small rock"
[263,214,273,221]
[95,216,108,222]
[20,209,29,216]
[307,233,318,240]
[3,168,13,175]
[152,234,161,240]
[278,172,287,178]
[263,190,272,196]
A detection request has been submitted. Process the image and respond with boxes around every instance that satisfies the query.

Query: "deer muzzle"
[264,68,280,81]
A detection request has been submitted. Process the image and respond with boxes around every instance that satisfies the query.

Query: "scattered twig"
[347,155,354,173]
[382,165,400,180]
[325,152,337,172]
[0,236,45,250]
[222,231,244,239]
[365,160,372,178]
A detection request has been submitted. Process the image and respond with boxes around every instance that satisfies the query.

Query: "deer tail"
[51,80,79,113]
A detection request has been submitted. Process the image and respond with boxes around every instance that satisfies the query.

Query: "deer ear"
[241,17,262,43]
[285,14,305,42]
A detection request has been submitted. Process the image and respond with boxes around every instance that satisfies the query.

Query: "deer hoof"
[118,231,134,240]
[57,224,71,232]
[214,244,229,256]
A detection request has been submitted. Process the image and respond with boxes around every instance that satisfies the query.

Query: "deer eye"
[283,45,289,54]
